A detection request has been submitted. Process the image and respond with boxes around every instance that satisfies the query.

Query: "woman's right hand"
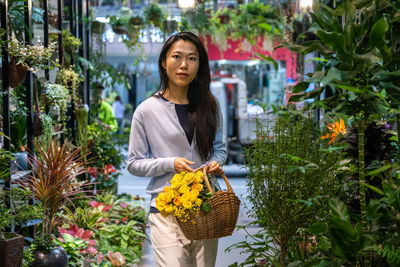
[174,157,194,173]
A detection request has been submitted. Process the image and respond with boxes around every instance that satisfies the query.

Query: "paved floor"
[118,165,261,267]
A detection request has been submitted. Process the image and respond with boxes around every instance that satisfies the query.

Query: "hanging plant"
[109,15,129,35]
[91,20,106,35]
[108,7,132,35]
[6,39,57,73]
[43,83,69,119]
[56,67,83,105]
[163,19,178,35]
[228,2,284,44]
[144,3,164,28]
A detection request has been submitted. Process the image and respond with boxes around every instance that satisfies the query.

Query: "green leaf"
[257,22,272,32]
[308,222,328,235]
[309,71,326,83]
[366,164,391,176]
[360,182,385,196]
[292,82,310,94]
[321,67,342,84]
[201,202,211,212]
[289,87,324,102]
[369,17,389,49]
[317,30,346,55]
[335,84,363,94]
[329,198,349,221]
[63,233,75,243]
[256,53,278,71]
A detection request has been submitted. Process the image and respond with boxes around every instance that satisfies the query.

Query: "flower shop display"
[156,167,240,241]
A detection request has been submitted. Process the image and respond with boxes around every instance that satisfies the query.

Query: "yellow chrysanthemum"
[191,183,203,191]
[163,186,172,193]
[179,185,190,194]
[195,198,202,206]
[190,190,200,201]
[173,196,182,206]
[183,200,193,209]
[164,205,173,214]
[184,172,195,184]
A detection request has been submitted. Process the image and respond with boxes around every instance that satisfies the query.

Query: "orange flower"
[321,119,347,145]
[173,196,182,206]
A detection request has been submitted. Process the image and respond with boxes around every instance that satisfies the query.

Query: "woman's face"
[162,39,200,91]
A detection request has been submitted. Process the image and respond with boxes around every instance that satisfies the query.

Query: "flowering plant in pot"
[16,139,90,266]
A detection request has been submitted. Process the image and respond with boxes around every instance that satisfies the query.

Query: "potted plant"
[91,20,106,35]
[144,3,164,28]
[0,148,43,267]
[42,83,69,122]
[56,67,82,97]
[16,139,90,267]
[109,7,132,35]
[6,39,56,87]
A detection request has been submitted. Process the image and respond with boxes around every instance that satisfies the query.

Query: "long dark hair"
[156,32,218,161]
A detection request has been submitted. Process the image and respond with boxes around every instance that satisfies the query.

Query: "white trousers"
[149,213,218,267]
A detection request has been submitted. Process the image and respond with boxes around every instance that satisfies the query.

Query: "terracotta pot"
[32,247,68,267]
[9,57,27,88]
[0,232,24,267]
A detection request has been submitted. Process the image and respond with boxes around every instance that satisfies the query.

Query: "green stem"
[358,119,370,266]
[358,119,366,230]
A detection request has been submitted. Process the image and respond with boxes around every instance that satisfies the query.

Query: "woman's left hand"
[207,161,224,175]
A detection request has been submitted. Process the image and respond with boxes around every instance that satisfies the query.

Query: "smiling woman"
[127,32,227,267]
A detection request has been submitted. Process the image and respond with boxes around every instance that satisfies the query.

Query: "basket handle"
[202,165,233,194]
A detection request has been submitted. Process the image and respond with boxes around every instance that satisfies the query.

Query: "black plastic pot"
[32,247,68,267]
[0,233,24,267]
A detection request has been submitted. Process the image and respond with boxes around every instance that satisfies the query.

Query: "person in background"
[112,95,125,135]
[95,83,118,133]
[127,32,227,267]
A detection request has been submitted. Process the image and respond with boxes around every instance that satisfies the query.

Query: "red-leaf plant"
[17,139,91,246]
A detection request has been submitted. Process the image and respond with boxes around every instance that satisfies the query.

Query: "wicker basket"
[176,166,241,241]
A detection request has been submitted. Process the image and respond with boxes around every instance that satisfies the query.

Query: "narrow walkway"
[118,166,261,267]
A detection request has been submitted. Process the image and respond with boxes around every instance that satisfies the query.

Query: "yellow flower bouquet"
[156,170,213,222]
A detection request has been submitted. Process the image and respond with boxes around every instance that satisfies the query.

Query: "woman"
[127,32,227,267]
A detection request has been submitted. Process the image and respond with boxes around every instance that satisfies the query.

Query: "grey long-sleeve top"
[127,95,227,207]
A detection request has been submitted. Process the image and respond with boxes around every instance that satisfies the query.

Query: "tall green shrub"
[245,110,339,266]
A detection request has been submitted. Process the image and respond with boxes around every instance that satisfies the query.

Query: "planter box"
[0,233,24,267]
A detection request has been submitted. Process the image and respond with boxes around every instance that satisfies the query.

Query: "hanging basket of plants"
[91,20,106,35]
[144,3,164,28]
[163,20,177,35]
[110,15,129,35]
[9,57,28,88]
[48,13,58,28]
[128,16,144,29]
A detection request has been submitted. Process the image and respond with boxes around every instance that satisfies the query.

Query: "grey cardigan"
[127,95,227,207]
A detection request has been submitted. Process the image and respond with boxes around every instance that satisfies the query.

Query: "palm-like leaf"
[17,139,90,236]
